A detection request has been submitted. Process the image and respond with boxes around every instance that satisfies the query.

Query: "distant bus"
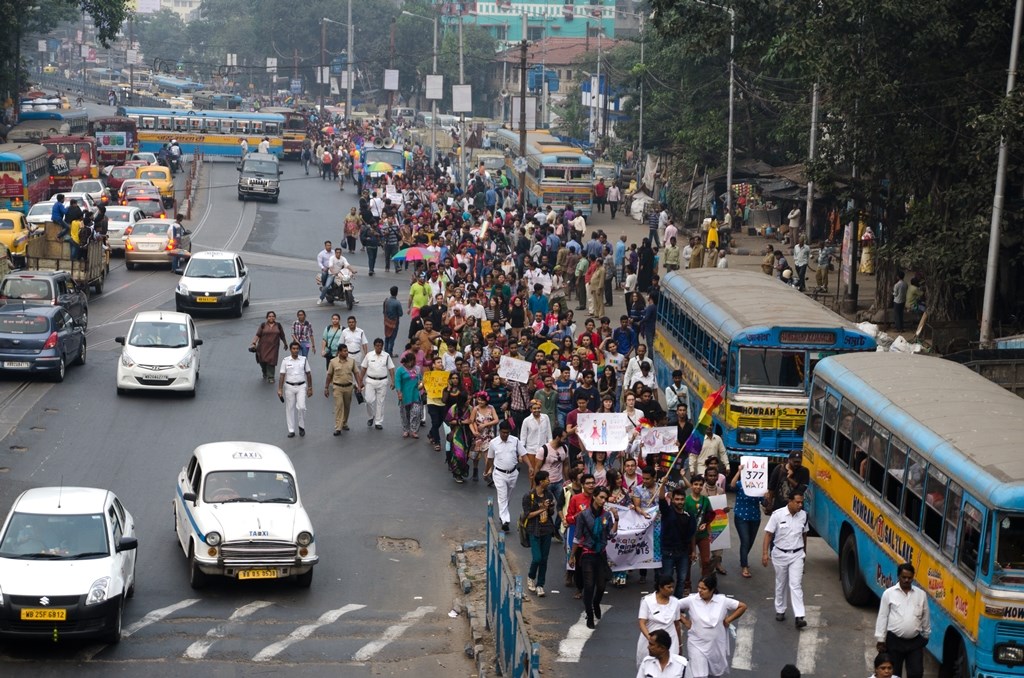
[262,107,310,160]
[653,269,876,458]
[362,145,406,179]
[192,91,243,110]
[116,107,284,158]
[492,128,593,215]
[0,143,51,214]
[804,352,1024,678]
[39,136,99,193]
[9,110,90,142]
[91,116,138,165]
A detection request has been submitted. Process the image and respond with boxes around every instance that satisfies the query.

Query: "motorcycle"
[317,268,355,309]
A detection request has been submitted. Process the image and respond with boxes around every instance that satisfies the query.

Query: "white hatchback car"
[0,487,137,643]
[173,442,317,589]
[175,251,252,317]
[115,311,202,396]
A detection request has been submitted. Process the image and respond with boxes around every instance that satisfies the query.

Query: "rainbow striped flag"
[682,385,726,458]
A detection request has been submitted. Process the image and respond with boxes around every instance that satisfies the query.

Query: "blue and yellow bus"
[115,107,284,158]
[0,143,51,214]
[492,129,593,216]
[804,352,1024,678]
[16,110,90,136]
[653,269,876,457]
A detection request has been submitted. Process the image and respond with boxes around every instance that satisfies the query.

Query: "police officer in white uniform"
[484,421,528,532]
[341,315,368,375]
[762,486,810,628]
[277,341,313,438]
[358,338,395,429]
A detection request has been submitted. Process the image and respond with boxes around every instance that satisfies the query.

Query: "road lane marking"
[123,598,201,638]
[731,607,757,671]
[796,605,822,674]
[253,603,366,661]
[352,605,436,661]
[183,600,273,659]
[555,604,611,662]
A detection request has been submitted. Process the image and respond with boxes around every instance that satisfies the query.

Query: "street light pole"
[402,10,439,167]
[518,12,528,211]
[726,8,735,216]
[346,0,353,123]
[459,14,467,191]
[319,17,326,116]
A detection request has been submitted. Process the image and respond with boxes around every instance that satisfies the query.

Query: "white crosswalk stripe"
[123,598,202,638]
[731,607,757,671]
[555,605,612,663]
[183,600,274,659]
[352,605,436,661]
[252,603,366,662]
[796,605,823,674]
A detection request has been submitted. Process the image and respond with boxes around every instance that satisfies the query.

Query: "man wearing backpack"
[360,221,380,276]
[321,148,333,181]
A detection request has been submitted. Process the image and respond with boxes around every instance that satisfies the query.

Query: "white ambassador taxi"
[172,442,317,589]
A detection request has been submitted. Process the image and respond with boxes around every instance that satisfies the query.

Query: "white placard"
[383,69,399,91]
[639,426,678,455]
[708,494,731,550]
[316,66,330,84]
[425,74,444,100]
[452,84,473,113]
[510,96,537,130]
[266,57,277,74]
[126,48,139,65]
[38,40,47,52]
[606,503,661,572]
[739,455,770,497]
[339,71,349,89]
[497,355,531,384]
[80,44,90,58]
[577,413,631,452]
[330,78,340,95]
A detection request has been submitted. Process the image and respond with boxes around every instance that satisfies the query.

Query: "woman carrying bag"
[250,311,287,383]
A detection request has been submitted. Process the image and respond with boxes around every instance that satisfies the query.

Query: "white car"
[173,442,318,589]
[0,487,137,643]
[27,193,98,226]
[115,311,202,396]
[117,179,156,202]
[175,250,252,317]
[102,206,145,252]
[71,179,112,205]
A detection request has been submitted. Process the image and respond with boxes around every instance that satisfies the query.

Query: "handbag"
[518,500,531,548]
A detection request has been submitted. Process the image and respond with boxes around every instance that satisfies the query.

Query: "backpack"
[322,151,333,165]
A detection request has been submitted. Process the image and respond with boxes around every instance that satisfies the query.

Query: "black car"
[0,306,86,382]
[0,271,89,329]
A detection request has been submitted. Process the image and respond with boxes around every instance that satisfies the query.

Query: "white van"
[390,107,416,122]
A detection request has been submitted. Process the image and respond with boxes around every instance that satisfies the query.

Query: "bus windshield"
[996,513,1024,570]
[739,348,806,391]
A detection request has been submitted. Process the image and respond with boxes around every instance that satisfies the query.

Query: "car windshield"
[106,210,133,222]
[0,279,50,300]
[203,470,297,504]
[242,161,278,175]
[72,181,102,193]
[28,204,52,218]
[185,259,236,278]
[111,168,136,179]
[128,320,189,348]
[0,315,49,333]
[130,223,167,236]
[138,170,166,181]
[0,512,109,560]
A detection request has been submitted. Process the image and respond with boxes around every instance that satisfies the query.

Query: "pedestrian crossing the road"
[1,599,448,666]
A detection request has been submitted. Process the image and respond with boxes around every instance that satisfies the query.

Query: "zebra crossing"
[0,599,442,666]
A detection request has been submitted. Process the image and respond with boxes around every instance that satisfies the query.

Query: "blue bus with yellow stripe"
[115,107,284,158]
[804,352,1024,678]
[653,269,876,458]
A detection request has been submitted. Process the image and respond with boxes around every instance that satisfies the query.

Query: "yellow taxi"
[0,210,41,266]
[135,165,174,208]
[42,64,58,74]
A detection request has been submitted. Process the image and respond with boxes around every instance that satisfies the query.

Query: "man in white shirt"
[519,400,552,461]
[257,136,270,154]
[628,361,658,391]
[484,421,528,531]
[874,563,930,678]
[358,338,395,430]
[320,246,354,305]
[792,236,811,291]
[762,489,810,628]
[636,629,687,678]
[369,191,386,223]
[341,316,368,375]
[681,237,694,270]
[664,370,689,425]
[463,294,486,321]
[622,345,653,404]
[689,429,728,477]
[277,342,313,438]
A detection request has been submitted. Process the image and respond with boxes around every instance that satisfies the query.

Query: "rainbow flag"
[682,385,726,458]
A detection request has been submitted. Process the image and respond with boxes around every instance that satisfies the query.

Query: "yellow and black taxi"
[0,210,41,267]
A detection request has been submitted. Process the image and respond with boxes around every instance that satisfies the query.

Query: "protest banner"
[498,355,531,383]
[480,319,493,337]
[708,494,731,550]
[739,455,770,497]
[640,426,678,455]
[423,370,450,399]
[607,504,661,572]
[577,412,630,452]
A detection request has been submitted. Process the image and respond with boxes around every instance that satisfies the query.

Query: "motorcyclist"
[169,140,182,173]
[318,247,357,305]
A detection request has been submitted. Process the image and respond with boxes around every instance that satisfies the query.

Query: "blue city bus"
[653,269,876,457]
[0,143,51,213]
[804,352,1024,678]
[116,107,284,158]
[492,128,593,216]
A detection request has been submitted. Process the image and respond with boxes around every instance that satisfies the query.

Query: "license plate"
[238,569,278,580]
[195,296,217,303]
[139,243,160,250]
[3,361,30,369]
[21,608,66,621]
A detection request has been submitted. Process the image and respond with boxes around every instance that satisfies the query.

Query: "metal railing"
[485,498,541,678]
[29,74,167,109]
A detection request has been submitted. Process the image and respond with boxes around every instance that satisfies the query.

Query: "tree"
[437,22,497,116]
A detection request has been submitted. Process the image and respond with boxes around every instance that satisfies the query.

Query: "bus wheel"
[939,634,968,678]
[839,533,872,606]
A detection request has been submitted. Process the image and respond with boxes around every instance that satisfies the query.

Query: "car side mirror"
[115,336,125,344]
[278,170,283,175]
[182,491,197,503]
[116,536,138,552]
[194,339,203,346]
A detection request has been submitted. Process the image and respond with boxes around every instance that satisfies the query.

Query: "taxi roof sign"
[232,450,263,460]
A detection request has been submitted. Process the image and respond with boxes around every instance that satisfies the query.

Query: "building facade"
[436,0,618,47]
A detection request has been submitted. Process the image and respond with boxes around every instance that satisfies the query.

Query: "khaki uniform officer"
[325,345,358,435]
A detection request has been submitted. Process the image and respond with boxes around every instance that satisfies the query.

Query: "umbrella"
[366,161,394,174]
[321,125,335,135]
[537,341,559,356]
[392,247,438,262]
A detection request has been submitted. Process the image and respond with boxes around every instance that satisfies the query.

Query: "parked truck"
[23,222,106,294]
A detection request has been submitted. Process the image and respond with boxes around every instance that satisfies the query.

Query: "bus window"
[942,483,963,559]
[739,348,806,391]
[189,118,203,132]
[822,394,839,453]
[221,119,235,134]
[252,121,263,135]
[158,117,171,130]
[173,117,188,131]
[807,383,826,442]
[866,422,890,493]
[265,122,280,136]
[142,117,156,130]
[902,450,925,527]
[852,411,872,478]
[958,501,982,576]
[923,466,948,545]
[996,513,1024,571]
[835,400,855,467]
[884,439,908,511]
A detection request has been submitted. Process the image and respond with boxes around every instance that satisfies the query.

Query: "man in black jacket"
[659,485,696,598]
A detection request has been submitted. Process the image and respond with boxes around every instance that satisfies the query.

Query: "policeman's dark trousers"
[579,553,609,622]
[886,631,925,678]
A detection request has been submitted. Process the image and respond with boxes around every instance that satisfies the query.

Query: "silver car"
[124,218,191,270]
[71,179,112,206]
[103,206,145,252]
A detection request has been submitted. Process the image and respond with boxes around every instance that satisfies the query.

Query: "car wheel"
[126,259,136,271]
[93,276,104,294]
[188,542,208,590]
[243,285,251,307]
[175,304,184,313]
[102,597,124,644]
[116,387,126,396]
[51,355,66,383]
[272,196,278,204]
[73,338,87,366]
[232,299,243,318]
[294,569,313,588]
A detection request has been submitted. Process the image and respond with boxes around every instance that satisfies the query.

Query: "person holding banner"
[678,574,748,678]
[729,464,764,579]
[636,573,685,667]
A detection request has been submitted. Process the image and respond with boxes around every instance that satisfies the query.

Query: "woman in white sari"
[678,574,748,678]
[636,573,684,667]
